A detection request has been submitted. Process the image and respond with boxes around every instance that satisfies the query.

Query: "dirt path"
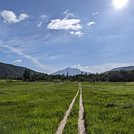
[78,83,86,134]
[55,88,79,134]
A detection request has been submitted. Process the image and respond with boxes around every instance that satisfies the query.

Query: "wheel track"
[78,83,86,134]
[55,83,86,134]
[55,88,79,134]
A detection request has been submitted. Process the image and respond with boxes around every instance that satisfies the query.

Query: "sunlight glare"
[113,0,128,9]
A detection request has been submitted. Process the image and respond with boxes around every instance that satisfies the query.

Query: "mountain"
[111,66,134,71]
[52,67,90,76]
[0,62,38,79]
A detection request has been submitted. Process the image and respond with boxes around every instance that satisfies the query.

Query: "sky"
[0,0,134,74]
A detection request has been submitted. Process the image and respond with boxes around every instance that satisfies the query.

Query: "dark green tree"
[23,69,31,82]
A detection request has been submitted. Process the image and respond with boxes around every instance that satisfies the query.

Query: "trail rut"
[78,83,86,134]
[55,89,79,134]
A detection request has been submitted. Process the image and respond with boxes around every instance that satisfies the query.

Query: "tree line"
[21,69,134,82]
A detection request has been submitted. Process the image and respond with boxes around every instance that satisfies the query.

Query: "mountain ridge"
[111,66,134,71]
[1,61,134,79]
[0,62,39,79]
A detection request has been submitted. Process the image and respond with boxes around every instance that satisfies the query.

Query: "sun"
[113,0,128,9]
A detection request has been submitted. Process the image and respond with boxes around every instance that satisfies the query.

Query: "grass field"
[0,81,134,134]
[83,82,134,134]
[0,81,78,134]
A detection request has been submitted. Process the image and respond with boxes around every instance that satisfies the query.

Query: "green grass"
[82,82,134,134]
[63,93,79,134]
[0,81,134,134]
[0,81,78,134]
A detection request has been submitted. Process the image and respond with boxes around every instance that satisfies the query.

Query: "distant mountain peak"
[52,67,90,76]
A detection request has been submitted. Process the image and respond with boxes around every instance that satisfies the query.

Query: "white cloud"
[0,10,29,23]
[64,9,74,18]
[0,10,18,23]
[47,11,84,37]
[47,18,82,31]
[73,63,134,73]
[18,13,29,21]
[70,31,84,37]
[87,21,95,27]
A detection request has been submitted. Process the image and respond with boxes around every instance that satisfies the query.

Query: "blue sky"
[0,0,134,73]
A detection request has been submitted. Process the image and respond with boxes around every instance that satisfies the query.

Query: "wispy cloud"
[0,10,29,23]
[37,14,48,28]
[70,31,84,37]
[13,59,23,64]
[87,21,95,27]
[46,54,64,60]
[0,44,46,70]
[63,9,74,18]
[37,22,43,28]
[92,12,99,17]
[0,38,67,73]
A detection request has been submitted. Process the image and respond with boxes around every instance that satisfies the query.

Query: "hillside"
[111,66,134,71]
[0,62,38,79]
